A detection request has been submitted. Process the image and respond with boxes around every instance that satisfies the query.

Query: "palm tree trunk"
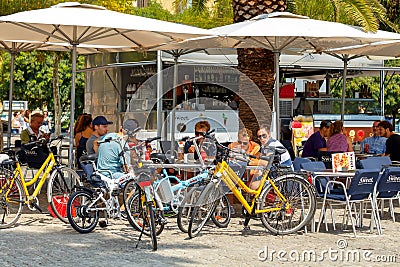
[233,0,286,139]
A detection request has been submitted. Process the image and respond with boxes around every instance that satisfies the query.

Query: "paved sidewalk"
[1,206,399,266]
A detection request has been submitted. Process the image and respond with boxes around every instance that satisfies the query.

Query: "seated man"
[184,120,213,161]
[250,125,293,190]
[86,115,112,155]
[96,119,139,179]
[20,112,51,168]
[20,113,50,144]
[301,120,331,158]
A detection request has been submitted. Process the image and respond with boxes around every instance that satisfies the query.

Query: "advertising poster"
[332,152,356,172]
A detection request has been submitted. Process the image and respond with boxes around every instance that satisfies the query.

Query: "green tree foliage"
[291,0,398,32]
[0,50,85,112]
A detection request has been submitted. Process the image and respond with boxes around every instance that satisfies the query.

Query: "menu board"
[332,152,356,172]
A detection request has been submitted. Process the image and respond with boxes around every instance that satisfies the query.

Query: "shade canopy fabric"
[0,2,211,49]
[0,2,212,164]
[325,40,400,58]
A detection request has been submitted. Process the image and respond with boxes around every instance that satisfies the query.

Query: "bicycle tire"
[122,179,138,209]
[147,202,157,251]
[259,173,316,235]
[126,189,164,236]
[188,181,220,238]
[0,172,25,229]
[177,186,203,233]
[47,166,81,223]
[67,190,99,233]
[211,194,231,228]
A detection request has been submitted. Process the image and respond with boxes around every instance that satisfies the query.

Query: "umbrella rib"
[7,22,69,43]
[75,26,110,44]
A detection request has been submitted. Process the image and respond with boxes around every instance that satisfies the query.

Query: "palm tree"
[233,0,393,138]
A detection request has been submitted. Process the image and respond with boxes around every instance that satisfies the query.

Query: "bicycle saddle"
[80,154,98,163]
[150,153,170,164]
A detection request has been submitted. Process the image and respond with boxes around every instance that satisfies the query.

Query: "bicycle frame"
[11,152,56,203]
[214,161,289,214]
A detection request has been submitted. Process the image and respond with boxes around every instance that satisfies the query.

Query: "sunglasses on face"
[238,141,248,145]
[258,134,268,140]
[195,131,206,136]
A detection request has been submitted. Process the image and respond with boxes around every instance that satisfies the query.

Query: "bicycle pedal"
[32,203,43,213]
[99,221,108,228]
[159,217,168,224]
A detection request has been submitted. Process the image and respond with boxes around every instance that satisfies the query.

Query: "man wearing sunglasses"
[256,125,293,168]
[249,125,293,190]
[184,120,211,160]
[228,128,260,156]
[301,120,331,158]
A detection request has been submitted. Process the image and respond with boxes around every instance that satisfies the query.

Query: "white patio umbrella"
[164,12,400,139]
[0,2,211,164]
[0,40,134,147]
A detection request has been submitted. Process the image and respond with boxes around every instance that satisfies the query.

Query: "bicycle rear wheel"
[260,174,316,235]
[177,186,203,233]
[47,166,81,223]
[67,190,99,233]
[147,203,157,251]
[126,189,164,236]
[188,181,221,238]
[0,171,25,229]
[211,194,231,228]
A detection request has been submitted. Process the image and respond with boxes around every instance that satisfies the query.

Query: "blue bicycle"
[151,135,232,233]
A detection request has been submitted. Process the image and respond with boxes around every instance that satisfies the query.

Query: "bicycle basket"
[155,178,174,203]
[21,145,49,169]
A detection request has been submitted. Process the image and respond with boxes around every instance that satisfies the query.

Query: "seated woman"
[326,120,353,152]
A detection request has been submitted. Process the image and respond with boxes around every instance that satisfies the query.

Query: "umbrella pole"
[68,44,77,168]
[380,70,385,119]
[156,50,163,142]
[274,51,281,140]
[341,55,348,122]
[169,55,178,162]
[7,47,16,148]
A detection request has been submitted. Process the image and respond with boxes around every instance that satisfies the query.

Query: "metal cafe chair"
[373,167,400,235]
[317,169,381,237]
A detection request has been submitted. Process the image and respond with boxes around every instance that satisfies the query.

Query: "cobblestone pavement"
[1,204,400,267]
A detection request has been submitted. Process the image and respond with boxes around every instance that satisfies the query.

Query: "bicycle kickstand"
[135,221,146,248]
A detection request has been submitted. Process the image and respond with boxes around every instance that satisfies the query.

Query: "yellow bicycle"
[188,137,316,237]
[0,135,81,228]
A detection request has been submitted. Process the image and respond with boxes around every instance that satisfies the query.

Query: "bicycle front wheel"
[147,203,157,251]
[67,190,99,234]
[0,171,25,229]
[126,189,164,236]
[47,166,81,223]
[177,186,203,233]
[188,181,221,238]
[211,194,231,228]
[260,174,316,235]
